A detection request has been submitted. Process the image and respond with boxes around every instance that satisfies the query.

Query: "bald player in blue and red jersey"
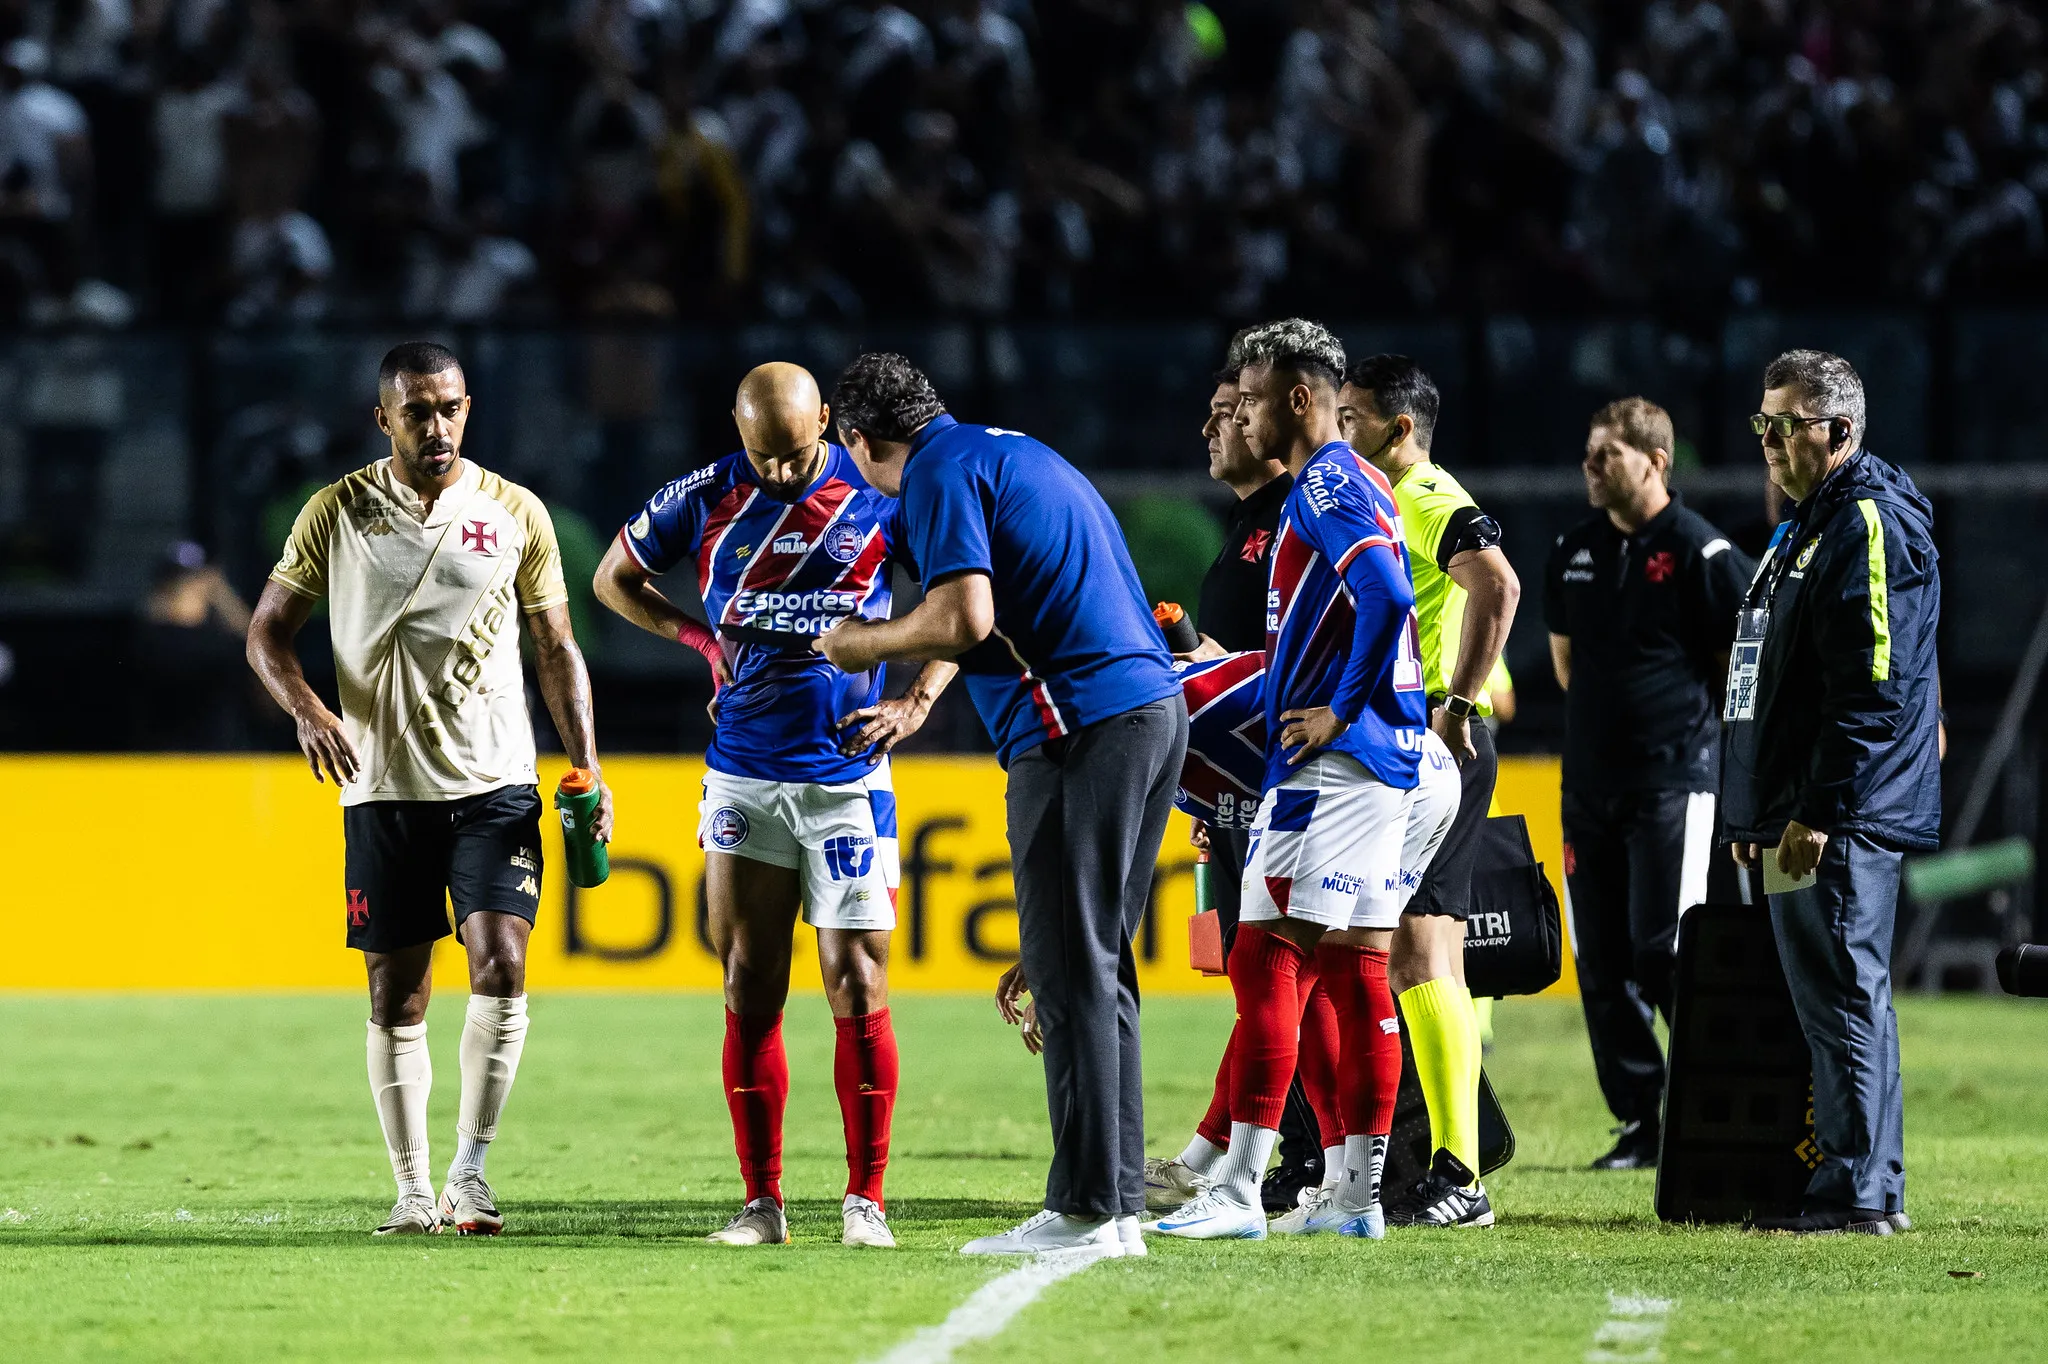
[1155,320,1432,1242]
[594,363,956,1250]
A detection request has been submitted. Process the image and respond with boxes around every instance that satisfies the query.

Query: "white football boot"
[438,1172,503,1237]
[1149,1187,1267,1241]
[959,1208,1125,1256]
[1268,1185,1350,1236]
[842,1195,896,1248]
[1142,1157,1208,1211]
[707,1197,789,1245]
[373,1194,442,1236]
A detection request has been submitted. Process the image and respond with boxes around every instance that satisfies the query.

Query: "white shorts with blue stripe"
[698,760,899,930]
[1241,751,1412,931]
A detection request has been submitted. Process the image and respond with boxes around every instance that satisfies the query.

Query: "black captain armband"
[1436,505,1503,571]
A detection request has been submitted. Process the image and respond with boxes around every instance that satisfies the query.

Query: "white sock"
[1336,1134,1389,1212]
[1321,1144,1345,1190]
[367,1021,432,1201]
[451,994,529,1180]
[1213,1121,1278,1207]
[1179,1135,1225,1176]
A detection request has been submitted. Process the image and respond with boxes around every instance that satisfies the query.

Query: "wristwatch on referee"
[1442,694,1478,720]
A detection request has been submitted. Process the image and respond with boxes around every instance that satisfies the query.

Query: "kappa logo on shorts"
[708,807,749,850]
[824,521,864,563]
[346,889,370,927]
[518,875,539,897]
[823,834,875,880]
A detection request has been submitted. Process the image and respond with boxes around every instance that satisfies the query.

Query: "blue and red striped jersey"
[620,443,898,784]
[1174,651,1266,829]
[1263,440,1428,791]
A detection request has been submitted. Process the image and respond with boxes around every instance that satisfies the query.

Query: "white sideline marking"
[869,1250,1112,1364]
[1585,1293,1675,1363]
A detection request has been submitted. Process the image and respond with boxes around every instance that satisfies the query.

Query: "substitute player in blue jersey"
[594,363,957,1250]
[817,352,1185,1258]
[1146,652,1459,1238]
[1153,320,1441,1241]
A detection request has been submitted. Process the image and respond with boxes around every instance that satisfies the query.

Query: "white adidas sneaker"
[707,1197,789,1245]
[843,1195,896,1248]
[1142,1157,1208,1211]
[438,1172,503,1237]
[373,1194,442,1236]
[959,1209,1125,1256]
[1150,1188,1267,1241]
[1268,1185,1350,1236]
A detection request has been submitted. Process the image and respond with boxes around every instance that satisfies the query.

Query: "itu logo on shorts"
[823,834,874,880]
[824,521,864,563]
[708,807,750,850]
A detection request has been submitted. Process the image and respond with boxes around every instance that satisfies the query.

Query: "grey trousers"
[1767,829,1907,1212]
[1008,697,1187,1218]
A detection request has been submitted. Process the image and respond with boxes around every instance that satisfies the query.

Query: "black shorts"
[1406,719,1499,921]
[342,785,544,952]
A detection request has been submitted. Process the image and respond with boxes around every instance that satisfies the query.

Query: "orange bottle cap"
[558,767,598,794]
[1154,601,1185,626]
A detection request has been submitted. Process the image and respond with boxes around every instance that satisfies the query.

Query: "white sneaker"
[1116,1214,1147,1257]
[1268,1186,1350,1236]
[438,1172,503,1237]
[1150,1188,1267,1241]
[959,1208,1125,1256]
[1337,1202,1386,1239]
[843,1195,895,1248]
[707,1197,789,1245]
[1143,1157,1209,1211]
[373,1194,442,1236]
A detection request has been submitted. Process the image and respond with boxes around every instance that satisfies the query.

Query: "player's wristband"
[675,617,724,685]
[1443,694,1477,719]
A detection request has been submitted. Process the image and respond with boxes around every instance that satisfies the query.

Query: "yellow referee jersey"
[1391,459,1496,715]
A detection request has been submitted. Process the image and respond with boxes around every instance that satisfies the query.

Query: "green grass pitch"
[3,992,2046,1361]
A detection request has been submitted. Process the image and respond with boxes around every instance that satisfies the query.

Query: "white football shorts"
[1370,728,1462,921]
[1241,752,1410,931]
[698,761,899,931]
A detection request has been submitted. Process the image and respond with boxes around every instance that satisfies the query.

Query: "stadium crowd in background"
[2,0,2048,327]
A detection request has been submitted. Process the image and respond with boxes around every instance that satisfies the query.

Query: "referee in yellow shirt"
[1337,355,1521,1224]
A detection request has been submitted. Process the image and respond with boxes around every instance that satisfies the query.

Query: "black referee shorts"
[1405,719,1499,921]
[342,785,545,953]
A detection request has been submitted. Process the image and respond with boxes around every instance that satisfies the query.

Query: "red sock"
[1227,924,1307,1131]
[1358,948,1400,1136]
[1297,978,1344,1149]
[722,1009,789,1205]
[1317,944,1401,1137]
[833,1009,898,1206]
[1197,1024,1236,1149]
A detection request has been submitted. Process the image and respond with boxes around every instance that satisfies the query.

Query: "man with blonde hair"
[1543,396,1753,1170]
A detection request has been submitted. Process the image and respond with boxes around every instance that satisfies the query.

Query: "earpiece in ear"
[1829,418,1849,451]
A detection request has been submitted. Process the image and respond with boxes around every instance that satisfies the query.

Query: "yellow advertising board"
[0,754,1571,994]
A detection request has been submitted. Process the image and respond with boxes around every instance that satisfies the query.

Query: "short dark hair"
[1344,353,1439,449]
[830,352,948,443]
[1211,366,1240,387]
[1226,318,1346,390]
[1762,348,1865,438]
[379,340,463,391]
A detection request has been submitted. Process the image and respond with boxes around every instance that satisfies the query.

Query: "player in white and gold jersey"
[248,341,613,1238]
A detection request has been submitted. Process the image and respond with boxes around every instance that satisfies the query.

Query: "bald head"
[733,362,830,498]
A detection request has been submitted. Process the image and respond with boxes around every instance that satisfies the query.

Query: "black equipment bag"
[1462,814,1564,998]
[1655,902,1818,1224]
[1379,1020,1514,1194]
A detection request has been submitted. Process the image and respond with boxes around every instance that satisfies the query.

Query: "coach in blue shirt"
[818,353,1187,1257]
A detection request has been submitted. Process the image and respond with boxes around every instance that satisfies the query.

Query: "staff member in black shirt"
[1544,397,1753,1170]
[1189,368,1291,657]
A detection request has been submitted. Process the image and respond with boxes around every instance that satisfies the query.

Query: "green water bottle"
[1193,846,1215,912]
[555,768,610,888]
